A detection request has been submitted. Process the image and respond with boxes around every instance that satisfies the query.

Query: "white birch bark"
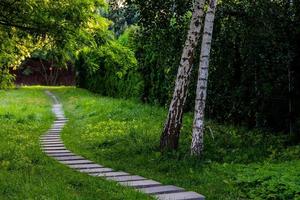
[191,0,218,156]
[160,0,206,151]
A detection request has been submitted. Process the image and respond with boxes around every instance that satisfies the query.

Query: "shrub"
[235,162,300,200]
[75,40,143,99]
[0,67,15,89]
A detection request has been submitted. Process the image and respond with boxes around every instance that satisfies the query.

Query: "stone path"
[42,91,205,200]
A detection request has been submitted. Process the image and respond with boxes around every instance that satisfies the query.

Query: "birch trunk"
[191,0,218,156]
[160,0,206,151]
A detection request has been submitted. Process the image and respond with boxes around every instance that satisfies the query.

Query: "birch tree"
[191,0,218,156]
[160,0,206,151]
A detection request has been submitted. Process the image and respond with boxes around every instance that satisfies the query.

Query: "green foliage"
[75,40,143,99]
[236,162,300,200]
[118,25,140,52]
[105,0,139,36]
[51,87,300,200]
[127,0,300,135]
[0,0,110,87]
[0,67,15,89]
[126,0,193,104]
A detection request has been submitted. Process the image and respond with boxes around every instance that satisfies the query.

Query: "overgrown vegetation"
[0,87,152,199]
[1,0,300,198]
[121,0,300,137]
[75,40,142,99]
[50,87,300,200]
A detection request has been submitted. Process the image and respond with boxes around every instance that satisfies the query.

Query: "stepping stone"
[42,144,65,147]
[42,136,60,138]
[139,185,185,195]
[154,191,205,200]
[41,140,62,143]
[45,150,70,154]
[68,163,103,169]
[79,168,114,173]
[107,175,146,182]
[49,129,62,131]
[43,145,65,148]
[47,132,61,135]
[44,133,60,135]
[41,135,60,138]
[43,147,66,150]
[91,171,130,177]
[47,153,75,157]
[45,134,60,137]
[60,160,93,165]
[41,141,64,145]
[54,155,84,161]
[120,180,161,188]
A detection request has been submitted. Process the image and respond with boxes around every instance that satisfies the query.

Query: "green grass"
[1,87,299,200]
[49,87,300,200]
[0,87,152,200]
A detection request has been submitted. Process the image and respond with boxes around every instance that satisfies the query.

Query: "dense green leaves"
[0,0,109,88]
[75,40,142,98]
[126,0,300,136]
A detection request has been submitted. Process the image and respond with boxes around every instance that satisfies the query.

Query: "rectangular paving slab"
[68,163,103,169]
[46,152,75,157]
[120,180,161,188]
[41,141,64,145]
[43,147,66,150]
[80,168,114,173]
[42,144,66,148]
[45,134,60,136]
[42,139,61,142]
[154,191,205,200]
[41,135,60,138]
[42,143,64,147]
[91,171,130,177]
[54,156,84,161]
[48,129,62,132]
[139,185,185,195]
[40,139,62,142]
[45,150,71,154]
[47,131,61,133]
[107,175,146,182]
[60,160,93,165]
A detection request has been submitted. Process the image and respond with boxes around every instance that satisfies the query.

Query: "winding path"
[41,91,205,200]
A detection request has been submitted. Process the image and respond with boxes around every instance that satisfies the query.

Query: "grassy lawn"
[1,87,299,200]
[0,87,151,200]
[49,87,300,200]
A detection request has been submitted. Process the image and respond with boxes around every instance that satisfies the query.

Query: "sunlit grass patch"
[0,87,152,200]
[53,87,300,200]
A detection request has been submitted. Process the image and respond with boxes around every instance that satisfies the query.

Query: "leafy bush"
[0,67,15,89]
[118,25,140,52]
[236,162,300,200]
[75,40,143,99]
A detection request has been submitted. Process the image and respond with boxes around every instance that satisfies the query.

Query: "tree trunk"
[160,0,206,151]
[191,0,218,156]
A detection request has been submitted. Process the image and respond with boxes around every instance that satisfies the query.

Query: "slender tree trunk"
[191,0,218,156]
[160,0,206,151]
[39,59,49,85]
[288,0,294,137]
